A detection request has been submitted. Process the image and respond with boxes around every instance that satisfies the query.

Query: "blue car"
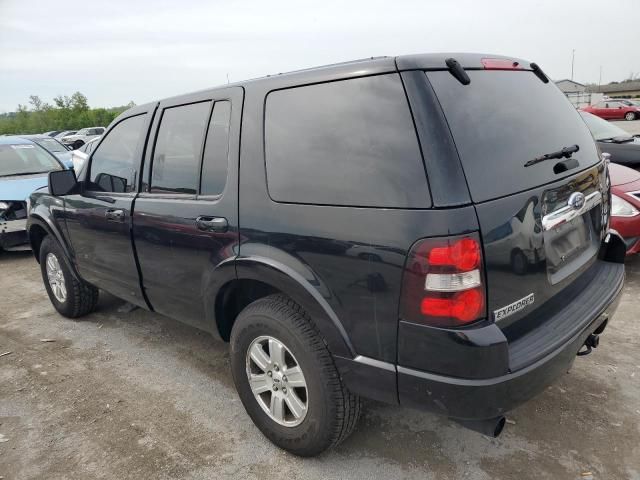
[19,134,74,169]
[0,136,67,251]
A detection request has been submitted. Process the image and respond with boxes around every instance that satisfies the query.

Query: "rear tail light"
[400,233,486,328]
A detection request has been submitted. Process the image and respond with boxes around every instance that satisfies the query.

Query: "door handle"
[105,209,126,222]
[196,216,228,233]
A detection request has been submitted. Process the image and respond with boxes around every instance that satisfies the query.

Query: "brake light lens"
[400,233,486,328]
[428,237,481,271]
[481,58,524,70]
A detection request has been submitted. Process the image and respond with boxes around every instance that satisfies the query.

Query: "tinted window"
[151,101,211,194]
[264,74,429,207]
[200,101,231,196]
[427,70,600,203]
[89,114,146,193]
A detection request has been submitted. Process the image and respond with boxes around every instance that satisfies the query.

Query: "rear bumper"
[397,259,624,420]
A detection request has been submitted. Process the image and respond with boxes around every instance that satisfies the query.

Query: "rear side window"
[200,101,231,196]
[264,74,430,208]
[89,114,146,193]
[151,101,211,194]
[427,70,600,203]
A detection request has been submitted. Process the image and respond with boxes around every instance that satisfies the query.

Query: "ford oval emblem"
[568,192,585,210]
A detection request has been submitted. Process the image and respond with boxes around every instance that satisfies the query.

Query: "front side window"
[264,74,429,207]
[151,101,211,194]
[88,114,146,193]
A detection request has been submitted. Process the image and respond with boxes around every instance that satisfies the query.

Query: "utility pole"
[571,49,576,81]
[599,66,602,89]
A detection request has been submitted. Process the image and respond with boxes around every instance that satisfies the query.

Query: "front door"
[132,87,243,328]
[64,108,155,306]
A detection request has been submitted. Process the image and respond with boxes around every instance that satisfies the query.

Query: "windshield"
[34,138,68,153]
[0,143,63,177]
[427,70,600,202]
[579,112,631,140]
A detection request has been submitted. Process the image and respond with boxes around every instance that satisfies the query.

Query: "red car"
[582,100,640,121]
[609,163,640,254]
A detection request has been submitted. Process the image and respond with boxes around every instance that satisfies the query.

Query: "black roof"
[119,52,535,122]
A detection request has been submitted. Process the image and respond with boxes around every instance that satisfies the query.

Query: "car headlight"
[611,194,640,217]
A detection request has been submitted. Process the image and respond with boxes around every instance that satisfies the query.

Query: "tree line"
[0,92,134,135]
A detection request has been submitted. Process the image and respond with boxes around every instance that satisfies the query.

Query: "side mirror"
[49,169,79,196]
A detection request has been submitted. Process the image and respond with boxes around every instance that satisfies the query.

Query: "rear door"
[132,87,242,328]
[64,109,154,306]
[426,67,608,334]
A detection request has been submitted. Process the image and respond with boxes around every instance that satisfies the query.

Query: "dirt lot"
[0,248,639,480]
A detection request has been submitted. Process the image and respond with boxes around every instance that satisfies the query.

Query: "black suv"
[28,53,625,456]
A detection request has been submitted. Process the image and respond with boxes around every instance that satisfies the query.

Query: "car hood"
[0,173,49,201]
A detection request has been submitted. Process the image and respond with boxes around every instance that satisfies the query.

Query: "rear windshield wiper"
[524,144,579,167]
[598,136,634,144]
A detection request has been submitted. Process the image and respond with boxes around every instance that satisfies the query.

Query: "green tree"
[0,93,130,135]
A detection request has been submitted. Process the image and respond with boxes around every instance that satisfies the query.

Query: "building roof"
[588,80,640,94]
[555,79,585,86]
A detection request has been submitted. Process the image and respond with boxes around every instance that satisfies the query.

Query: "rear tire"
[625,112,636,121]
[39,236,99,318]
[230,294,360,456]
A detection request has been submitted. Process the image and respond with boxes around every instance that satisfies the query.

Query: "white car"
[69,137,100,171]
[60,127,105,149]
[53,130,77,141]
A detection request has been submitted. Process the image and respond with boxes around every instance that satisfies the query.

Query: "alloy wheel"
[46,252,67,303]
[245,335,308,427]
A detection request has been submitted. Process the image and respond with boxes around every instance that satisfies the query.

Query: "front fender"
[27,193,81,281]
[234,251,355,359]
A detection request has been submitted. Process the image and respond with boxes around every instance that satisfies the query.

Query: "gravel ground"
[1,251,639,480]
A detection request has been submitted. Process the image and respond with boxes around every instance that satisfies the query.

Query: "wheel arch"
[214,257,355,359]
[28,214,72,264]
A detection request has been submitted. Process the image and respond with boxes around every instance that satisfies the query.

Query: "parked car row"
[38,127,105,149]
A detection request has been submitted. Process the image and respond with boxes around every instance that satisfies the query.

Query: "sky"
[1,0,639,113]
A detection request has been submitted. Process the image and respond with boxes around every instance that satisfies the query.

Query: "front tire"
[39,236,99,318]
[625,112,637,121]
[230,294,360,456]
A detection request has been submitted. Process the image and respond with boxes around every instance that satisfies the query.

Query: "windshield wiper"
[598,136,634,144]
[0,170,50,177]
[524,144,579,167]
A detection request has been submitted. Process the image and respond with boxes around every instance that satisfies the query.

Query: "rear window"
[264,74,430,208]
[427,70,600,203]
[151,101,212,195]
